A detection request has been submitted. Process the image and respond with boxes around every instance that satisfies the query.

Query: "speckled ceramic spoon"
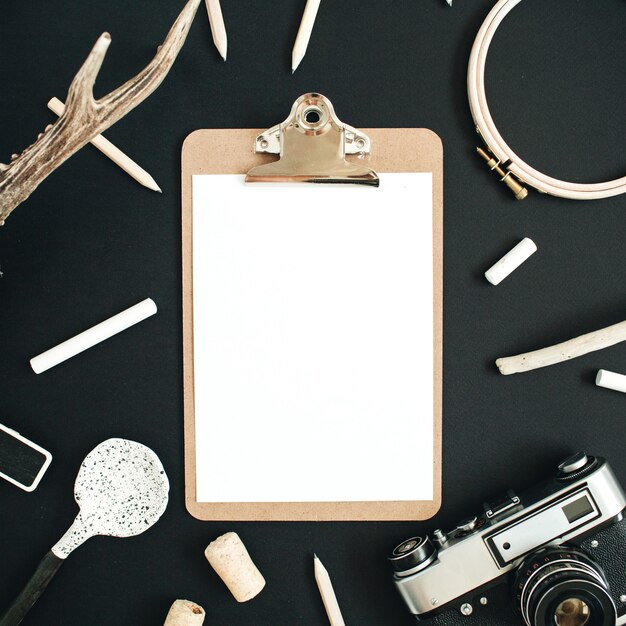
[0,438,169,626]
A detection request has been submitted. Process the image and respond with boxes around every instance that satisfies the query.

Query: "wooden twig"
[0,0,201,225]
[496,319,626,375]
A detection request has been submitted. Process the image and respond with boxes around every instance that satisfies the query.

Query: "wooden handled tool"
[0,438,169,626]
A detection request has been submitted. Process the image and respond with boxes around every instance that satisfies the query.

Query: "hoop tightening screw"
[477,147,528,200]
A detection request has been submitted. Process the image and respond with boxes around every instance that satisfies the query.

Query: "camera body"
[390,453,626,625]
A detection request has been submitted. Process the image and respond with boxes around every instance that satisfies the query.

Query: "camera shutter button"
[556,452,598,482]
[558,452,589,474]
[456,516,478,533]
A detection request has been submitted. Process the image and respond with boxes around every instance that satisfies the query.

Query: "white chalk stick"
[30,298,157,374]
[596,369,626,395]
[485,237,537,285]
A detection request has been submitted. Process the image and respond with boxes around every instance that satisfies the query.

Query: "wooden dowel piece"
[205,0,227,61]
[292,0,321,73]
[314,555,346,626]
[496,319,626,375]
[47,97,161,192]
[163,600,205,626]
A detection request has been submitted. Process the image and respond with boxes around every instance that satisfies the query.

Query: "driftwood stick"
[496,319,626,375]
[0,0,201,225]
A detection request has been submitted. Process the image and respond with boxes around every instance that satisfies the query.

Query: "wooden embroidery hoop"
[468,0,626,201]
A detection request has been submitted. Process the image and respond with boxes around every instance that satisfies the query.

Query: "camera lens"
[389,536,437,576]
[513,547,616,626]
[554,598,590,626]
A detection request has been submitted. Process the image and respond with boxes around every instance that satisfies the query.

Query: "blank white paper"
[193,174,433,503]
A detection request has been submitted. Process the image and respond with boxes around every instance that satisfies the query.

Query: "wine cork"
[205,532,266,602]
[163,599,205,626]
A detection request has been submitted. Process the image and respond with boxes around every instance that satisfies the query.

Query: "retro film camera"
[390,453,626,626]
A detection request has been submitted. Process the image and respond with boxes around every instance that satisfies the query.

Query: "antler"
[0,0,201,225]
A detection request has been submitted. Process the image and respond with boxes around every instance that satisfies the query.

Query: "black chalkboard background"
[0,1,625,624]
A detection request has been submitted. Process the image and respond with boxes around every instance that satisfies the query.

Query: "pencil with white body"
[292,0,321,73]
[205,0,227,61]
[314,554,346,626]
[47,97,161,193]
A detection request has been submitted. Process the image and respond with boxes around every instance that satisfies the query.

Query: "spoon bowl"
[53,438,170,557]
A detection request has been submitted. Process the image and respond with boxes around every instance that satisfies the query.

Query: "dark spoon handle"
[0,551,64,626]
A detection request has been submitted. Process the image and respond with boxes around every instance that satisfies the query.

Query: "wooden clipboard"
[182,119,443,522]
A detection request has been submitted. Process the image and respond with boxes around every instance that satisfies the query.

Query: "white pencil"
[47,97,161,193]
[314,554,346,626]
[292,0,321,73]
[205,0,227,61]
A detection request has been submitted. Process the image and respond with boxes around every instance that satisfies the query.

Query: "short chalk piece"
[485,237,537,286]
[596,369,626,395]
[30,298,157,374]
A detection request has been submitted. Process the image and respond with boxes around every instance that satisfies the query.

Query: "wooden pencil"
[314,554,346,626]
[292,0,321,73]
[47,97,161,193]
[205,0,227,61]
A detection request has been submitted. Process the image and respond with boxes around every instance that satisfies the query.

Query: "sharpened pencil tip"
[291,50,304,74]
[145,177,162,193]
[214,39,227,62]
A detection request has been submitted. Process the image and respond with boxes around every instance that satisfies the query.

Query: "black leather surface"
[581,517,626,615]
[1,1,625,625]
[424,586,520,626]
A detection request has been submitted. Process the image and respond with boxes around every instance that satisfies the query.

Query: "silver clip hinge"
[246,93,379,187]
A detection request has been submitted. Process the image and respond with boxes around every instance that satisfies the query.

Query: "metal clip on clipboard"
[245,93,379,187]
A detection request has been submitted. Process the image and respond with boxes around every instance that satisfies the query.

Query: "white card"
[192,173,433,503]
